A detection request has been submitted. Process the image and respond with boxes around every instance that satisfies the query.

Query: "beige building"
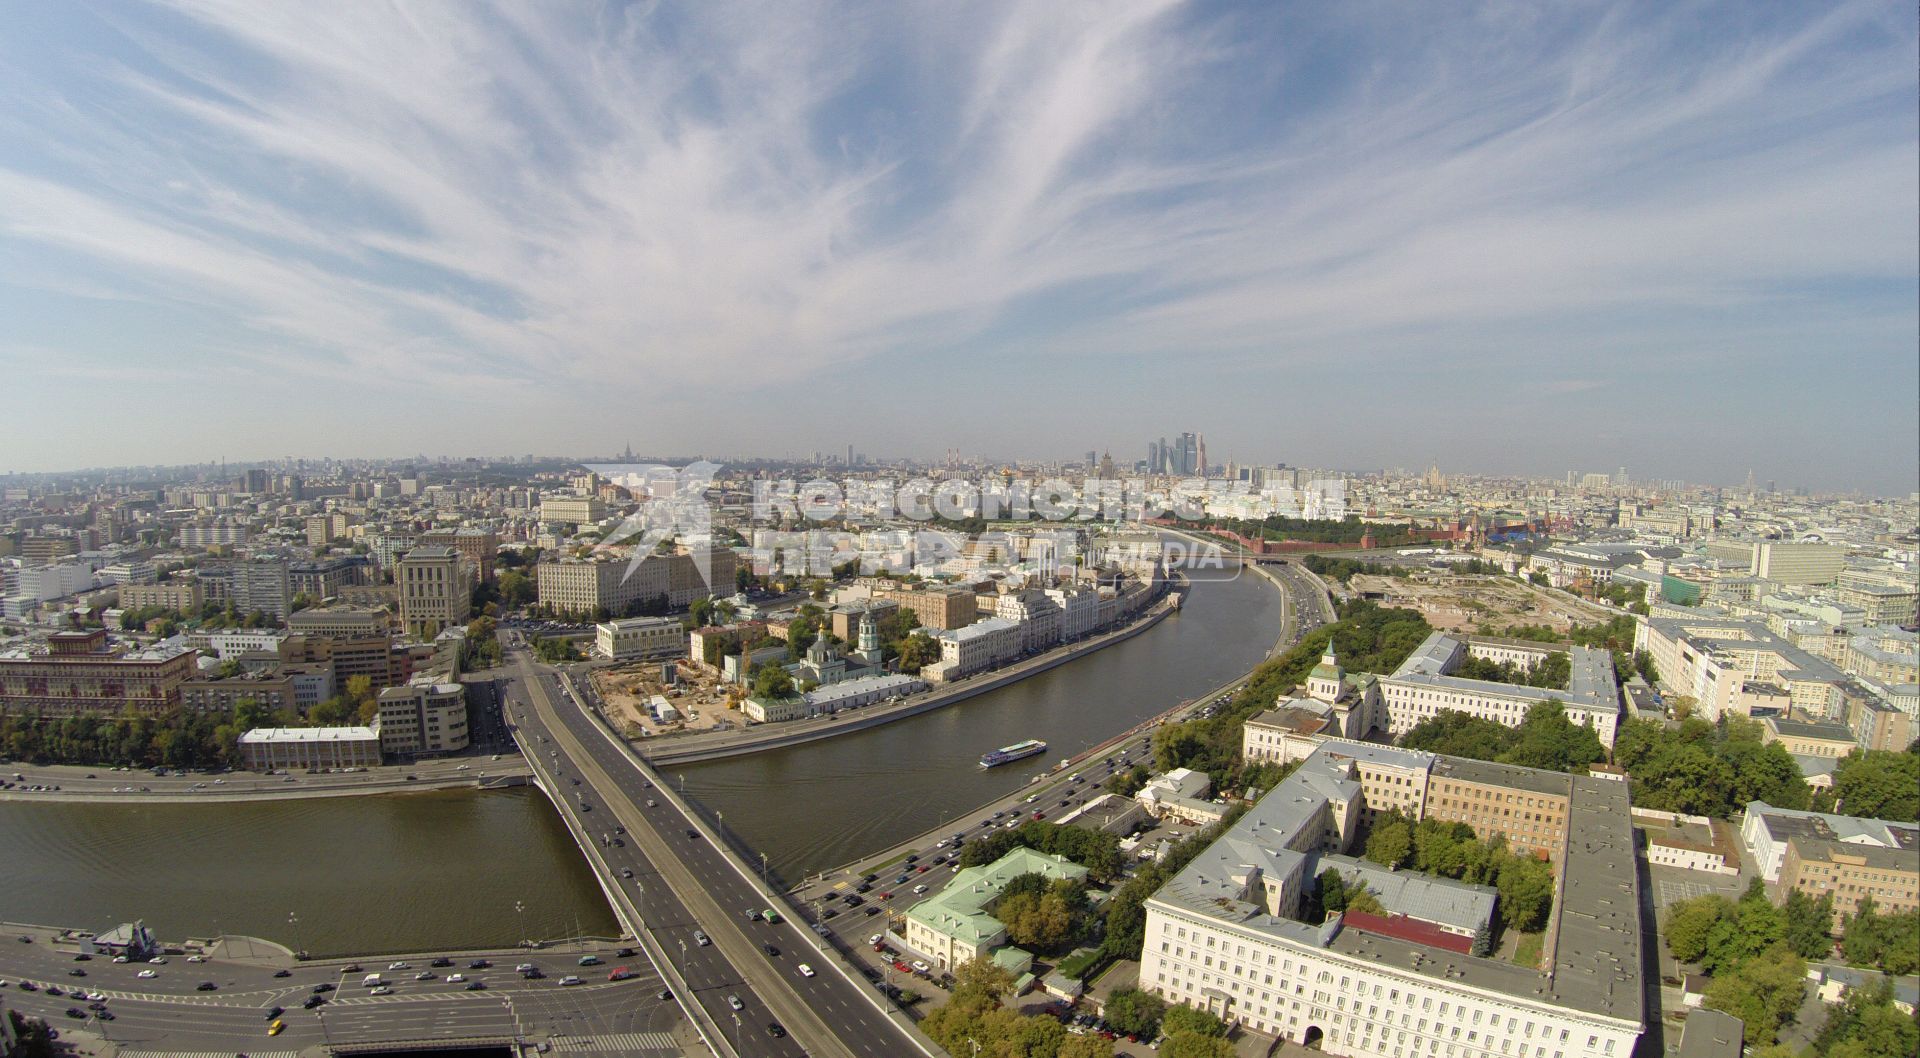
[397,546,473,640]
[537,546,736,618]
[538,494,606,526]
[1744,804,1920,930]
[376,678,469,757]
[422,529,499,582]
[288,606,391,639]
[594,616,685,660]
[179,671,299,714]
[0,630,197,719]
[118,579,204,614]
[877,584,977,630]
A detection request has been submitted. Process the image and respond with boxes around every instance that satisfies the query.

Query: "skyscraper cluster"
[1145,432,1207,476]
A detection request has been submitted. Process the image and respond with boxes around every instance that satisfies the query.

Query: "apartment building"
[287,606,391,639]
[994,589,1062,652]
[179,522,250,548]
[179,671,299,713]
[876,584,978,630]
[232,560,292,620]
[1636,615,1850,721]
[538,494,606,526]
[421,528,500,582]
[1425,757,1573,862]
[1759,716,1857,758]
[288,555,371,600]
[118,579,203,613]
[396,546,473,640]
[0,630,198,718]
[924,616,1022,681]
[1741,804,1920,930]
[375,678,470,757]
[1140,743,1643,1057]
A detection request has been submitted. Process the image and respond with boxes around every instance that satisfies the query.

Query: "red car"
[607,967,633,982]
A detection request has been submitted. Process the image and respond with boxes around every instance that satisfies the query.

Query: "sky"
[0,1,1915,493]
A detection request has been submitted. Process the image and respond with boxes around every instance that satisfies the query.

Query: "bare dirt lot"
[1346,572,1614,634]
[590,662,740,737]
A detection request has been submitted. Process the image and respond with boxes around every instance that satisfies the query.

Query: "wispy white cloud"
[0,0,1912,484]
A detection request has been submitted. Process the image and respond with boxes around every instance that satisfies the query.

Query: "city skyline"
[1,2,1915,490]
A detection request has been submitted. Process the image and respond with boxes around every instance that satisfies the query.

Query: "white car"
[797,964,815,978]
[370,985,393,995]
[111,956,128,964]
[867,934,884,946]
[137,970,157,979]
[147,957,167,964]
[447,973,465,982]
[910,960,931,973]
[388,962,410,970]
[186,955,206,963]
[559,976,582,986]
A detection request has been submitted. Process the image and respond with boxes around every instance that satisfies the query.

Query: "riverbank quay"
[0,755,532,805]
[640,591,1179,766]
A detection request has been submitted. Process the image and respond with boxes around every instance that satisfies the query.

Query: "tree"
[1345,887,1386,917]
[1783,888,1835,960]
[1057,1036,1116,1058]
[1316,868,1349,917]
[1160,1004,1227,1038]
[1364,812,1414,869]
[1667,896,1729,964]
[951,957,1016,1002]
[1702,945,1807,1046]
[896,632,941,674]
[1102,988,1166,1038]
[1160,1034,1235,1058]
[1495,854,1555,932]
[751,664,796,699]
[1828,750,1920,822]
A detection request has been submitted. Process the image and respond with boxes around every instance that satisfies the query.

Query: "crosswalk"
[552,1032,680,1052]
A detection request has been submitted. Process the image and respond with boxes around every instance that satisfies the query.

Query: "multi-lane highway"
[0,937,679,1055]
[502,648,936,1058]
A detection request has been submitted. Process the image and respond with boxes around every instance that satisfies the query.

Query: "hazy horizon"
[1,2,1915,492]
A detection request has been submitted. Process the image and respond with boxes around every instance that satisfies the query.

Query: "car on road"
[312,982,334,992]
[515,963,536,973]
[468,959,491,969]
[447,973,465,983]
[620,867,633,879]
[685,829,698,840]
[273,969,292,978]
[146,956,166,964]
[726,994,744,1011]
[186,955,206,963]
[911,960,931,973]
[369,985,393,995]
[196,982,217,991]
[465,980,487,991]
[430,957,453,967]
[657,988,673,1001]
[387,961,410,970]
[763,944,780,957]
[267,1020,284,1036]
[414,971,435,981]
[303,996,326,1009]
[576,955,601,966]
[73,953,91,961]
[65,1008,85,1020]
[798,963,815,978]
[693,931,710,946]
[68,969,86,977]
[558,975,582,986]
[265,1006,284,1020]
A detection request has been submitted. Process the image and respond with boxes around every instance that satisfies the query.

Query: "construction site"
[588,660,739,739]
[1344,570,1616,634]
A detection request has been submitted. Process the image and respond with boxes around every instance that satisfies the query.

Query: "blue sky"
[1,1,1914,492]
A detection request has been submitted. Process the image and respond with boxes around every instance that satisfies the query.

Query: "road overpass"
[504,647,939,1058]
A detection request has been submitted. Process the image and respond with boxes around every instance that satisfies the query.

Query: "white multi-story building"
[924,616,1023,682]
[1044,586,1103,640]
[179,522,249,548]
[1377,632,1624,747]
[1635,615,1849,721]
[594,616,685,660]
[1140,743,1644,1058]
[994,589,1062,652]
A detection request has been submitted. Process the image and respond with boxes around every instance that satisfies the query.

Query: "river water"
[676,567,1284,881]
[0,566,1281,953]
[0,786,618,956]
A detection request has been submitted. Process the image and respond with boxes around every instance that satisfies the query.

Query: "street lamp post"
[288,911,302,959]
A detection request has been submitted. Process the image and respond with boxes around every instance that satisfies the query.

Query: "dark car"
[686,829,698,840]
[265,1006,284,1020]
[96,1011,114,1021]
[614,948,634,958]
[73,953,91,961]
[273,969,292,978]
[766,1022,787,1038]
[522,968,544,979]
[430,958,453,967]
[303,996,326,1009]
[465,980,487,991]
[469,959,491,969]
[903,854,918,864]
[68,969,86,977]
[65,1008,86,1019]
[313,983,335,993]
[762,944,780,957]
[343,964,363,973]
[196,982,217,991]
[17,982,36,992]
[657,988,672,1001]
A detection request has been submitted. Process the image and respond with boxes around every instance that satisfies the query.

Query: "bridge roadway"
[506,647,936,1058]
